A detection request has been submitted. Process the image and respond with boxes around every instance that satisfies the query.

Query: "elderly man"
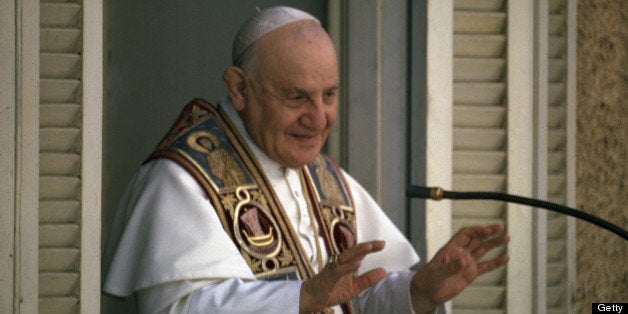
[102,6,509,313]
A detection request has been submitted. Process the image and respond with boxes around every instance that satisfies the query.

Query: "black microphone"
[406,185,628,241]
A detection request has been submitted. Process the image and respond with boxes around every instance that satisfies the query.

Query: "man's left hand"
[410,224,510,313]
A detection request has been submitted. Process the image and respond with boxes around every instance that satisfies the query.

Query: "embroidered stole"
[146,99,358,312]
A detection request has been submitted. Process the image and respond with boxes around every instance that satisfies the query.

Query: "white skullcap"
[232,6,320,65]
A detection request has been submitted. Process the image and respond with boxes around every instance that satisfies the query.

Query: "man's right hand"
[299,241,387,313]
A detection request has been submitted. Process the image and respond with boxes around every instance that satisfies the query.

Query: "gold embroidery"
[233,188,282,259]
[188,130,247,189]
[221,193,237,218]
[189,104,210,123]
[315,157,344,204]
[250,190,269,209]
[242,207,275,246]
[278,245,293,267]
[322,208,334,226]
[301,156,357,261]
[240,249,255,271]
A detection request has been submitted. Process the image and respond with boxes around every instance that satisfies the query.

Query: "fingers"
[337,244,388,293]
[338,240,386,264]
[303,240,387,311]
[328,241,385,274]
[447,231,509,277]
[485,223,505,234]
[456,224,504,244]
[465,224,504,238]
[451,224,507,256]
[409,225,510,310]
[471,234,510,260]
[352,268,387,290]
[458,225,509,276]
[437,224,509,275]
[477,254,510,276]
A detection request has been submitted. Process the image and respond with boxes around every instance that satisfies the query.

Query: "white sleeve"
[139,278,302,314]
[360,271,446,314]
[359,271,415,314]
[142,273,425,314]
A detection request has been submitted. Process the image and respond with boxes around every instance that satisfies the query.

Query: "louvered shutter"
[39,1,82,313]
[451,0,508,312]
[546,0,576,312]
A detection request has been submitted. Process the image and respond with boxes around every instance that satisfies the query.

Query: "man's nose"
[300,99,327,130]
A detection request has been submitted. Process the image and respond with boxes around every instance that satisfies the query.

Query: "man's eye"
[323,91,337,103]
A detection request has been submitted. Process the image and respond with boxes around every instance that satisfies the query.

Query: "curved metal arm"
[406,185,628,241]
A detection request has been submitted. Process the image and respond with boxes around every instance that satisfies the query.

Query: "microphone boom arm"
[406,186,628,241]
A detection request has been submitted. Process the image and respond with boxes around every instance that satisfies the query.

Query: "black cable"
[406,185,628,241]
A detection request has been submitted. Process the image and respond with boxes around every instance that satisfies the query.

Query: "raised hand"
[410,224,510,313]
[299,241,387,313]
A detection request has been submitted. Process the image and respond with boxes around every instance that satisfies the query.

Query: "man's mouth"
[291,133,319,144]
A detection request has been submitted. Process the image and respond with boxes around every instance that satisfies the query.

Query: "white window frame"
[81,0,104,312]
[507,0,536,310]
[0,0,40,312]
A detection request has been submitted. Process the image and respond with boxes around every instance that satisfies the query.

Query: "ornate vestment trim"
[145,99,358,291]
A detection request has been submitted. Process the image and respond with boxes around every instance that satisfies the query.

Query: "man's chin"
[282,152,320,169]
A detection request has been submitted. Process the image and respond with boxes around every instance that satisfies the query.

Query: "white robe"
[102,99,421,313]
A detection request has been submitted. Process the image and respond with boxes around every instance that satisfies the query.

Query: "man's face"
[236,23,339,169]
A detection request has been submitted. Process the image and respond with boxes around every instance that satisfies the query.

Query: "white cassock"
[102,98,421,313]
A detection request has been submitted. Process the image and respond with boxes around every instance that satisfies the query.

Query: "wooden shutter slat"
[454,34,506,58]
[39,297,79,314]
[40,103,80,128]
[454,11,506,34]
[454,0,505,12]
[454,58,505,82]
[453,174,506,191]
[39,273,79,296]
[453,201,505,219]
[549,14,565,36]
[454,151,506,173]
[40,200,80,224]
[454,128,506,150]
[39,224,79,247]
[39,248,79,272]
[40,3,81,28]
[40,78,81,103]
[40,128,80,153]
[549,36,566,58]
[41,52,81,79]
[40,153,80,176]
[548,106,565,128]
[548,151,565,173]
[454,105,506,128]
[548,58,565,82]
[454,82,505,105]
[39,176,80,200]
[453,286,506,308]
[40,28,81,53]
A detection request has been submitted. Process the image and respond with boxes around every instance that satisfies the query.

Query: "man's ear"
[223,66,247,111]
